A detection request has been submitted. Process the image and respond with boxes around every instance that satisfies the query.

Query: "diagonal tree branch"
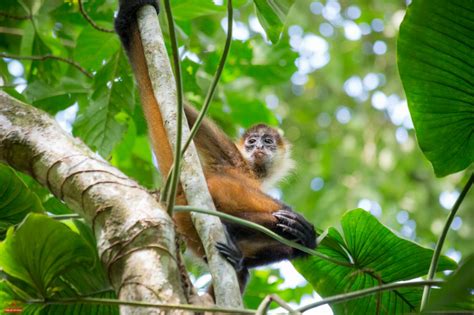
[0,91,188,314]
[136,5,243,307]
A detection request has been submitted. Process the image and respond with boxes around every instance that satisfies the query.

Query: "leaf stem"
[162,0,184,216]
[420,173,473,310]
[174,206,353,268]
[298,280,443,312]
[30,297,255,314]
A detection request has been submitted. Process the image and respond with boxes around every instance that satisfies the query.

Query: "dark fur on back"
[184,105,251,173]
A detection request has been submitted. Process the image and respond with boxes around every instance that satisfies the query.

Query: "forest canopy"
[0,0,472,314]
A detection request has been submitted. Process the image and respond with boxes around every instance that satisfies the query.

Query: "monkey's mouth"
[253,151,266,160]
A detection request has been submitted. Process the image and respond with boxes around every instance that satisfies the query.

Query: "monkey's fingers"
[215,242,245,272]
[274,210,314,233]
[274,210,316,248]
[276,223,308,244]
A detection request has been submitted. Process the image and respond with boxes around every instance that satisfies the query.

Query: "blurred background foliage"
[0,0,472,310]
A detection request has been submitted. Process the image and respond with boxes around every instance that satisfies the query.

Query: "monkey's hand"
[215,239,250,293]
[215,241,246,272]
[273,209,316,251]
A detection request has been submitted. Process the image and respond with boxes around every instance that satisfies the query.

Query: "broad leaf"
[397,0,474,177]
[0,214,95,296]
[0,215,118,313]
[0,164,44,240]
[253,0,295,43]
[74,51,135,157]
[23,77,90,113]
[75,28,120,71]
[172,0,224,20]
[427,254,474,312]
[294,209,457,314]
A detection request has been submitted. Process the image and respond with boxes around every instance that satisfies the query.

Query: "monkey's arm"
[207,173,316,249]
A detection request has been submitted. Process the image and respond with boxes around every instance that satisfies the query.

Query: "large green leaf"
[0,164,44,240]
[253,0,295,44]
[0,214,95,295]
[0,215,118,313]
[74,50,135,157]
[75,27,120,71]
[294,209,457,314]
[426,254,474,311]
[397,0,474,177]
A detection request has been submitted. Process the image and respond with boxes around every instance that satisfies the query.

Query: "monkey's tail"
[115,0,174,176]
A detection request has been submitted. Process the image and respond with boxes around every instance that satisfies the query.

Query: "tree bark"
[0,91,188,314]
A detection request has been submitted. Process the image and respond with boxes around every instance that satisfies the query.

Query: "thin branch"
[420,173,473,310]
[49,214,82,220]
[77,0,114,33]
[162,0,184,216]
[256,294,299,315]
[0,11,32,20]
[174,206,354,268]
[161,0,234,199]
[0,26,24,36]
[182,0,233,154]
[0,53,92,78]
[297,280,443,312]
[32,297,256,314]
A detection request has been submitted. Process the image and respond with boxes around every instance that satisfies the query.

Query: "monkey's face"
[244,133,277,166]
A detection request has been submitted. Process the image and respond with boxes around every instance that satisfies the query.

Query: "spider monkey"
[115,0,315,294]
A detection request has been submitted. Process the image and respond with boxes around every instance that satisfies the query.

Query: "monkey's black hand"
[115,0,160,50]
[215,242,246,272]
[273,209,316,250]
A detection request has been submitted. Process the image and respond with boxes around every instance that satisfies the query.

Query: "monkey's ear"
[276,127,286,138]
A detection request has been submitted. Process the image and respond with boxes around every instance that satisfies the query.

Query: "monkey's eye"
[247,138,257,144]
[264,138,274,144]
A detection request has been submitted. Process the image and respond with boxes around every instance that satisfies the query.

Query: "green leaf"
[0,217,118,314]
[75,27,120,71]
[23,77,90,113]
[172,0,225,20]
[294,209,457,314]
[0,214,95,296]
[397,0,474,177]
[0,164,44,240]
[74,51,135,157]
[253,0,295,44]
[426,254,474,311]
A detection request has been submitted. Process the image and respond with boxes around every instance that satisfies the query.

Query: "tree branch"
[77,0,114,33]
[0,53,92,78]
[0,91,188,314]
[136,5,243,307]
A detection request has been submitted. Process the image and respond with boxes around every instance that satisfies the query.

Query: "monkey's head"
[238,124,294,190]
